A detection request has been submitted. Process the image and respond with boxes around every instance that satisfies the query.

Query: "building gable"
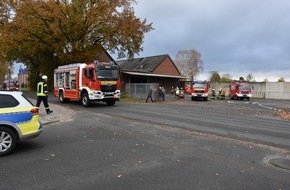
[153,56,181,76]
[117,54,181,77]
[97,48,115,62]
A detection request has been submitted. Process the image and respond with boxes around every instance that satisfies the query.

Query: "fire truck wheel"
[106,100,116,106]
[59,91,68,103]
[81,92,90,107]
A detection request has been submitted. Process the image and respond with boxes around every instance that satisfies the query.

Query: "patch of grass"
[120,97,144,103]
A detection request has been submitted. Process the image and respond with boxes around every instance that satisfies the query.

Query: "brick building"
[117,54,186,93]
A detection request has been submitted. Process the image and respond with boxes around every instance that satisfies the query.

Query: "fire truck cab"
[229,81,252,101]
[185,80,210,101]
[54,61,121,107]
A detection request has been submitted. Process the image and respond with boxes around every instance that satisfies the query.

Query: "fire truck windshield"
[239,83,251,90]
[193,83,207,88]
[96,69,119,80]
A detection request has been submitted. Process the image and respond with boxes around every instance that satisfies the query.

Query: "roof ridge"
[116,54,169,61]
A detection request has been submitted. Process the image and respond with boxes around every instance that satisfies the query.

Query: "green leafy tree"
[209,71,221,83]
[0,61,7,83]
[220,73,233,83]
[174,49,203,81]
[0,1,11,83]
[0,0,153,89]
[277,77,285,82]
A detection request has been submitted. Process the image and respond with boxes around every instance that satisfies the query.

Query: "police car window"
[0,94,20,108]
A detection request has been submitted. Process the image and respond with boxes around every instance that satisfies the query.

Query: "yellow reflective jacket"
[37,81,48,96]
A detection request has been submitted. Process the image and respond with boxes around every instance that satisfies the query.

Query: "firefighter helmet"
[42,75,48,80]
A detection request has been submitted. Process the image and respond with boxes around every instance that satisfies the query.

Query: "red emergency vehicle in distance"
[184,80,210,101]
[53,61,121,107]
[229,80,253,101]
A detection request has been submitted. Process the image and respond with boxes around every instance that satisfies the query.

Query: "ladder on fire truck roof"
[56,63,85,70]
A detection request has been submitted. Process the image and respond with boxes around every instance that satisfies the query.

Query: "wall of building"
[265,82,290,99]
[98,51,114,62]
[153,57,180,76]
[17,73,29,88]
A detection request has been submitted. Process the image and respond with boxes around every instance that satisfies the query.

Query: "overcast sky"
[128,0,290,81]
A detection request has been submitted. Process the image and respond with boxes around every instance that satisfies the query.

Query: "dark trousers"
[146,95,153,102]
[36,96,50,113]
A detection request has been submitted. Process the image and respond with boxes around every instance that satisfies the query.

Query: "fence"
[125,83,160,101]
[125,82,290,100]
[210,82,290,100]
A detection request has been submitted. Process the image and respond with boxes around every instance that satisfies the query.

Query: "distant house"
[117,54,187,93]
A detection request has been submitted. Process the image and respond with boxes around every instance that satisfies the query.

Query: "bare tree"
[246,73,255,82]
[174,49,203,80]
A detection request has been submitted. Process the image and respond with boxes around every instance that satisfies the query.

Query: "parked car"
[2,80,19,91]
[0,91,42,156]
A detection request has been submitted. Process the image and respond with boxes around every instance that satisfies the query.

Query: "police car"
[0,91,42,156]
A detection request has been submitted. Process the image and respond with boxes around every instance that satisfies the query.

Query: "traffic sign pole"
[19,67,24,91]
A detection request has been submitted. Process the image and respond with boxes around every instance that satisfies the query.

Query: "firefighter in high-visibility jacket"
[36,75,53,114]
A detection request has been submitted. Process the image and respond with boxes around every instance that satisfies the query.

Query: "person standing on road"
[158,87,163,101]
[36,75,53,114]
[175,87,180,99]
[161,87,165,101]
[2,82,7,90]
[146,87,154,103]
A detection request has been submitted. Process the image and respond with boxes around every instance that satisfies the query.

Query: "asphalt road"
[1,94,290,190]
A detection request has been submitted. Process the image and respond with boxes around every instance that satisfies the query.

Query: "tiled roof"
[117,55,168,73]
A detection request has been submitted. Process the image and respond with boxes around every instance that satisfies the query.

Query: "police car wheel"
[0,127,17,156]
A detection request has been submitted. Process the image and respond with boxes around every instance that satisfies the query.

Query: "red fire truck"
[185,80,210,101]
[53,61,121,107]
[229,81,253,100]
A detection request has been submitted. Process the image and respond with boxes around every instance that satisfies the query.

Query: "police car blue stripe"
[0,112,33,124]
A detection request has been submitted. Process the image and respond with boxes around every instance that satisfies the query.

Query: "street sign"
[19,68,24,75]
